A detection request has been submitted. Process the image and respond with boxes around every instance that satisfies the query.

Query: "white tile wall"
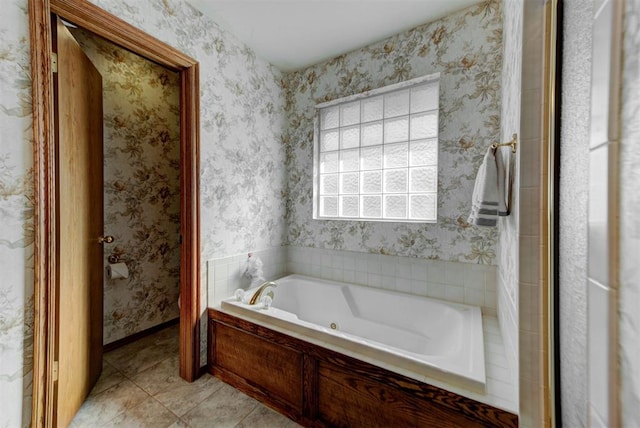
[588,144,609,285]
[588,279,610,423]
[586,0,616,424]
[517,0,547,424]
[286,246,497,315]
[499,0,522,410]
[207,246,288,307]
[465,316,518,412]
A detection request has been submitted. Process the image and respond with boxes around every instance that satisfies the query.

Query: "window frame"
[313,73,440,223]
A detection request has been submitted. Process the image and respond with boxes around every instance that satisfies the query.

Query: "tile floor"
[71,325,300,427]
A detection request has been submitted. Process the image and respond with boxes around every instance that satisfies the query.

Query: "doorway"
[29,0,201,426]
[67,25,182,348]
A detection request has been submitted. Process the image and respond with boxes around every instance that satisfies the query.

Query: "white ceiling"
[187,0,481,71]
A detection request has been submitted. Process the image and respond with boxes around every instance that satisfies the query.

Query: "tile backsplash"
[287,246,497,316]
[207,247,288,306]
[208,245,497,316]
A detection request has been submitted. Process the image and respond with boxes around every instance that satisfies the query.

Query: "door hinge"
[52,360,59,381]
[51,52,58,73]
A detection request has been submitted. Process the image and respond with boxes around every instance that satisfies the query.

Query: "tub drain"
[330,322,338,330]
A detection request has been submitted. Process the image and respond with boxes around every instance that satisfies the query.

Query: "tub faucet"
[249,281,278,305]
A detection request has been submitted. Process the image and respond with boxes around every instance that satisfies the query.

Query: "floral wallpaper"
[281,0,503,264]
[87,0,288,261]
[0,1,35,427]
[70,28,181,345]
[0,0,287,425]
[84,0,288,370]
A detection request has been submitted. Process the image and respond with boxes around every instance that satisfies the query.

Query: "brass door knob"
[98,235,114,244]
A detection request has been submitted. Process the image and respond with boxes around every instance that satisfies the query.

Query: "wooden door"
[53,16,104,427]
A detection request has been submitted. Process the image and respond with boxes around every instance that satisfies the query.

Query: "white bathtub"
[220,274,486,390]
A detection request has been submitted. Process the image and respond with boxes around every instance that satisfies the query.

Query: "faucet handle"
[261,295,273,309]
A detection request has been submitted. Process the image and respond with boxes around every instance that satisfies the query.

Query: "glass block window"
[314,74,439,222]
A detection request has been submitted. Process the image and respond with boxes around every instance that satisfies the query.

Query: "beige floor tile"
[105,336,154,360]
[107,396,179,428]
[181,383,259,428]
[153,373,224,417]
[91,360,127,396]
[150,324,179,346]
[103,324,178,372]
[106,343,176,377]
[131,354,181,395]
[71,380,149,427]
[236,404,302,428]
[168,419,190,428]
[73,325,299,428]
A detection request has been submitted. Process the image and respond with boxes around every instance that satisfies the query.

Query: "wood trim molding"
[28,1,55,426]
[607,1,624,425]
[543,1,558,426]
[49,0,194,71]
[179,63,201,382]
[102,318,180,353]
[28,0,201,425]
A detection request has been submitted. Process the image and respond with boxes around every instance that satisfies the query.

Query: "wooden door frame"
[28,0,201,426]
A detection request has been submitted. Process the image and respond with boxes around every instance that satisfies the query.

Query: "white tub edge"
[215,298,487,394]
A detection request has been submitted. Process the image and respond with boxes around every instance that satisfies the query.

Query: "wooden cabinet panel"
[214,323,303,410]
[317,361,485,428]
[208,309,518,428]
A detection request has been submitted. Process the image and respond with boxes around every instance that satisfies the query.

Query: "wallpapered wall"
[0,3,35,426]
[282,1,503,265]
[0,0,287,426]
[498,0,522,398]
[70,28,182,345]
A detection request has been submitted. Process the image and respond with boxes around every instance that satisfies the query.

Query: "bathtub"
[220,274,486,391]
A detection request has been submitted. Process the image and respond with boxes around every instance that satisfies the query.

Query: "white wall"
[558,1,592,426]
[620,0,640,424]
[586,0,618,424]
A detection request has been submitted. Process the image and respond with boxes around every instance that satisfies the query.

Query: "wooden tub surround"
[208,309,518,427]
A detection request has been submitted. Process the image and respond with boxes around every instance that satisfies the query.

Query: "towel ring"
[491,133,518,154]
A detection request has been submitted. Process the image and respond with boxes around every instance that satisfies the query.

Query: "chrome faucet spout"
[249,281,278,305]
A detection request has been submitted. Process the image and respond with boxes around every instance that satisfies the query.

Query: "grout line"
[232,403,261,427]
[178,417,193,427]
[86,375,125,399]
[171,380,224,419]
[148,394,184,422]
[78,332,183,426]
[82,380,149,428]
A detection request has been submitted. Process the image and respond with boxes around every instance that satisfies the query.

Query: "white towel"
[468,146,512,227]
[495,146,513,216]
